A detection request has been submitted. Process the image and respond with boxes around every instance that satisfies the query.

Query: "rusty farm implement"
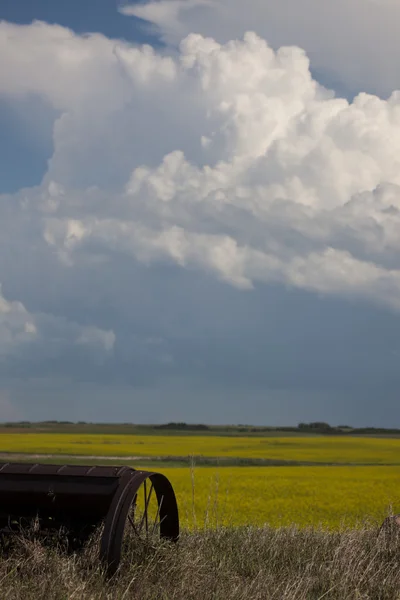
[0,463,179,575]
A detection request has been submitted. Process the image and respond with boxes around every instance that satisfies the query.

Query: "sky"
[1,1,400,426]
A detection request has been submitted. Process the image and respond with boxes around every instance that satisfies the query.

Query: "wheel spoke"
[152,494,164,535]
[126,493,139,534]
[138,481,153,536]
[144,481,149,536]
[155,514,168,531]
[127,514,138,534]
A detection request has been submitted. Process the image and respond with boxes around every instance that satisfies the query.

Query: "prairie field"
[1,431,400,529]
[2,432,400,464]
[165,465,400,529]
[2,431,400,598]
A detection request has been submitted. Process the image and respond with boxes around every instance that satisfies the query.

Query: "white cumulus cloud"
[2,18,400,420]
[1,20,400,385]
[0,285,115,362]
[121,0,400,97]
[0,285,38,356]
[6,27,397,312]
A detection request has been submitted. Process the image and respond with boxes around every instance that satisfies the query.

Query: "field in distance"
[2,432,400,465]
[1,426,400,530]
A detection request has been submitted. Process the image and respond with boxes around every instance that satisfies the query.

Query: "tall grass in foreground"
[1,525,400,599]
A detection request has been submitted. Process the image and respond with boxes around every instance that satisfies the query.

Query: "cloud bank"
[1,18,400,421]
[0,285,114,364]
[121,0,400,98]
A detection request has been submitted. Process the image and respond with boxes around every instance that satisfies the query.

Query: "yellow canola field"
[2,433,400,464]
[160,466,400,529]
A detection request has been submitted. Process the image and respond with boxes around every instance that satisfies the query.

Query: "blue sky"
[1,0,400,425]
[0,0,153,193]
[0,0,149,42]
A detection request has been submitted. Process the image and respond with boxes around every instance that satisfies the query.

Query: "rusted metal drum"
[0,463,179,575]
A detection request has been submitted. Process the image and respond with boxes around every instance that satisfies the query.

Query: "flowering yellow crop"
[1,433,399,530]
[1,433,400,464]
[158,466,400,530]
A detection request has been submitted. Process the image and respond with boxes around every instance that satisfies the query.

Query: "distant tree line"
[154,422,210,431]
[1,420,400,435]
[297,422,400,435]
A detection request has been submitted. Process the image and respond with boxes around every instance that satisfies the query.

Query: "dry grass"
[1,525,400,599]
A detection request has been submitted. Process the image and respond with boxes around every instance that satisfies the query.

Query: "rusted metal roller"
[0,462,179,575]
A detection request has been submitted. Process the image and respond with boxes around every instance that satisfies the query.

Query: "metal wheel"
[99,471,179,576]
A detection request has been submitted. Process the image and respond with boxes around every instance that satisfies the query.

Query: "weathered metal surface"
[0,462,179,575]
